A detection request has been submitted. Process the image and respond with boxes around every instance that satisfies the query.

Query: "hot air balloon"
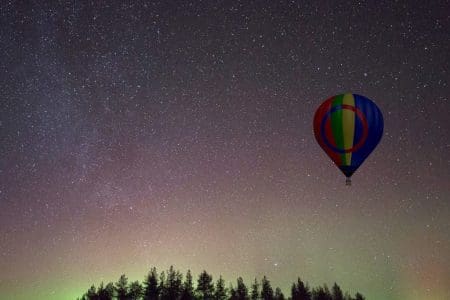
[313,93,383,185]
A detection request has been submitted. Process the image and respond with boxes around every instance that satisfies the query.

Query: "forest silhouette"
[77,266,365,300]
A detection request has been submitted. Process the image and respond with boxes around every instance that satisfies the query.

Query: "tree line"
[77,266,365,300]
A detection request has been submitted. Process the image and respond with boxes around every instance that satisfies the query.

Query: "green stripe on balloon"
[331,95,345,164]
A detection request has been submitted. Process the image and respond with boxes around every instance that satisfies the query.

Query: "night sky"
[1,1,449,300]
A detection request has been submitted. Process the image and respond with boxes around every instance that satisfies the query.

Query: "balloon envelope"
[313,93,383,179]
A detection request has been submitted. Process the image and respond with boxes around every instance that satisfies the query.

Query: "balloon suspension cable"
[345,177,352,186]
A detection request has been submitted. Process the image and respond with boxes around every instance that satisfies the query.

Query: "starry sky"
[1,1,449,300]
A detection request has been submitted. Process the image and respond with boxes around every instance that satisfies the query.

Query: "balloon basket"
[345,178,352,186]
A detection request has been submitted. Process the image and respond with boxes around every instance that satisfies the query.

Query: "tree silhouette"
[128,281,143,300]
[312,285,332,300]
[214,275,228,300]
[161,266,183,300]
[229,284,238,300]
[86,285,98,300]
[331,283,343,300]
[115,275,129,300]
[143,267,159,300]
[196,270,214,299]
[98,282,114,300]
[354,292,365,300]
[291,278,311,300]
[274,287,285,300]
[260,276,274,300]
[250,278,259,300]
[158,271,166,299]
[180,270,195,300]
[235,277,249,300]
[78,267,365,300]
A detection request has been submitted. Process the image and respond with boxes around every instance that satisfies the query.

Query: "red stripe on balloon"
[313,97,342,166]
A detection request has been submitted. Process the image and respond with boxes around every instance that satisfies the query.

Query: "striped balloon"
[313,93,383,184]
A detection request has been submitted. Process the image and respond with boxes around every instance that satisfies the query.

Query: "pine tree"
[236,277,249,300]
[331,283,343,300]
[86,285,98,300]
[292,278,311,300]
[196,270,214,299]
[229,284,238,300]
[128,281,143,300]
[312,286,332,300]
[274,287,285,300]
[115,275,129,300]
[354,293,365,300]
[143,267,159,300]
[161,266,183,300]
[250,278,259,300]
[98,282,114,300]
[260,276,274,300]
[180,270,195,300]
[214,275,227,300]
[158,271,166,299]
[291,282,299,300]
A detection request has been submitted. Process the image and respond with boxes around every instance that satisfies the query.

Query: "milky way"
[0,1,449,299]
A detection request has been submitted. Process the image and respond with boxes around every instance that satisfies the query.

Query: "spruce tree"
[260,276,274,300]
[128,281,143,300]
[180,270,195,300]
[196,270,214,299]
[161,266,183,299]
[274,287,285,300]
[331,283,343,300]
[98,282,114,300]
[291,282,299,300]
[229,284,238,300]
[214,275,228,300]
[158,271,166,299]
[291,278,311,300]
[143,267,159,300]
[115,275,129,300]
[312,286,332,300]
[250,278,259,300]
[236,277,249,300]
[354,293,365,300]
[86,285,98,300]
